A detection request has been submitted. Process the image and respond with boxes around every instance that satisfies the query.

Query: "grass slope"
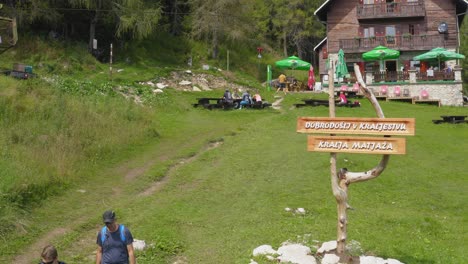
[0,36,466,264]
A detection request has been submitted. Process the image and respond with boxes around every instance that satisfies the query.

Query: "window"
[386,26,396,36]
[409,25,415,35]
[364,27,375,38]
[363,0,373,4]
[386,26,396,45]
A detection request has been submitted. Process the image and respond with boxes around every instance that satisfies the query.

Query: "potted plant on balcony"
[402,33,412,40]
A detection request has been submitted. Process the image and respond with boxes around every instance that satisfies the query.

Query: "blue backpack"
[101,224,126,245]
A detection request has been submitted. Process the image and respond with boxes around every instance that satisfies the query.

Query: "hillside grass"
[0,35,467,263]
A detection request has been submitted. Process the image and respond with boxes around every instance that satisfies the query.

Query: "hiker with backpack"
[96,210,136,264]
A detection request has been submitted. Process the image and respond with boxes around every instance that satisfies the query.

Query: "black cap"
[102,210,115,223]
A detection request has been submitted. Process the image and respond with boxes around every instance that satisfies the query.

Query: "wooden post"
[333,64,390,257]
[298,64,414,260]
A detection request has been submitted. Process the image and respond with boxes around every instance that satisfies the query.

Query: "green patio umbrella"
[413,47,465,69]
[362,46,400,71]
[335,49,348,79]
[275,56,311,71]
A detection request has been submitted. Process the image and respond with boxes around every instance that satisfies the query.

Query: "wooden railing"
[357,2,425,19]
[372,71,409,83]
[416,71,455,81]
[320,71,455,84]
[339,35,456,52]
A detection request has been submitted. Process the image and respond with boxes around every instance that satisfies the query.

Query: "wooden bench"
[386,97,413,104]
[413,99,441,107]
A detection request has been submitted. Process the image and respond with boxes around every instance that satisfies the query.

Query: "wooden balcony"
[357,2,425,20]
[339,35,457,53]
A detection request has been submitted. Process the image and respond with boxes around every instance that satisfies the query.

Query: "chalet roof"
[314,0,468,23]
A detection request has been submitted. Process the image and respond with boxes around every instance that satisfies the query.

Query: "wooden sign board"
[297,117,415,136]
[308,136,406,155]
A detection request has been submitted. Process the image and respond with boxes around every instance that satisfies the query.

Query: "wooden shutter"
[323,47,328,59]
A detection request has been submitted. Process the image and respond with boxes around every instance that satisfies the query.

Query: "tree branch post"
[329,63,391,257]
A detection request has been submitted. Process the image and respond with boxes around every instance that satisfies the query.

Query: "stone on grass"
[277,243,317,264]
[192,86,202,92]
[385,259,405,264]
[133,239,146,251]
[248,259,258,264]
[156,83,167,89]
[153,89,164,93]
[360,256,386,264]
[321,253,340,264]
[317,241,337,254]
[253,245,276,256]
[295,208,306,214]
[179,80,191,85]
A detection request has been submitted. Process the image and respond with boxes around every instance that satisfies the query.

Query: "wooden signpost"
[296,63,416,259]
[297,117,415,155]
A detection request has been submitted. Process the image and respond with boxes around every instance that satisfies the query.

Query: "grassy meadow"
[0,36,467,263]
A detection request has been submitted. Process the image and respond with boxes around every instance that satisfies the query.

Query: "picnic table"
[193,97,237,110]
[432,115,467,124]
[295,99,339,108]
[193,97,271,110]
[335,91,363,99]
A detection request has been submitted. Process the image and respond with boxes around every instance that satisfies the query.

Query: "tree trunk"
[212,29,219,59]
[170,0,180,36]
[330,64,390,257]
[88,0,102,53]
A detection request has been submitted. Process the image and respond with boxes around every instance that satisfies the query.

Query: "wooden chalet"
[314,0,467,83]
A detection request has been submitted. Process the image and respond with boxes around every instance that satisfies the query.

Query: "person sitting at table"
[222,89,233,105]
[253,92,262,103]
[232,88,241,99]
[239,90,252,109]
[339,91,348,105]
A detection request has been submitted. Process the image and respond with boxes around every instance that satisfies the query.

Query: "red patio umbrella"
[308,65,315,90]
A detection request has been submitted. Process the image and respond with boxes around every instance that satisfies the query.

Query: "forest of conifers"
[0,0,325,61]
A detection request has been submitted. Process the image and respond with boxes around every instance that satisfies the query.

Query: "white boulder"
[317,241,337,254]
[321,253,340,264]
[133,239,146,251]
[253,245,276,256]
[277,243,316,264]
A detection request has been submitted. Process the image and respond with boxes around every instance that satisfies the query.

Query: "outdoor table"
[194,97,241,109]
[433,115,467,124]
[335,91,362,98]
[441,115,467,123]
[295,99,339,107]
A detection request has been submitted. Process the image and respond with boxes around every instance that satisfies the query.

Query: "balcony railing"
[357,2,425,19]
[339,35,455,53]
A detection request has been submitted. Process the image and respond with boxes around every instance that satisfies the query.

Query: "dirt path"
[272,96,284,111]
[139,140,223,197]
[10,139,224,264]
[10,94,278,263]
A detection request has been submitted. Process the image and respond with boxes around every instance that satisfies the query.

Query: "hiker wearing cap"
[96,210,136,264]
